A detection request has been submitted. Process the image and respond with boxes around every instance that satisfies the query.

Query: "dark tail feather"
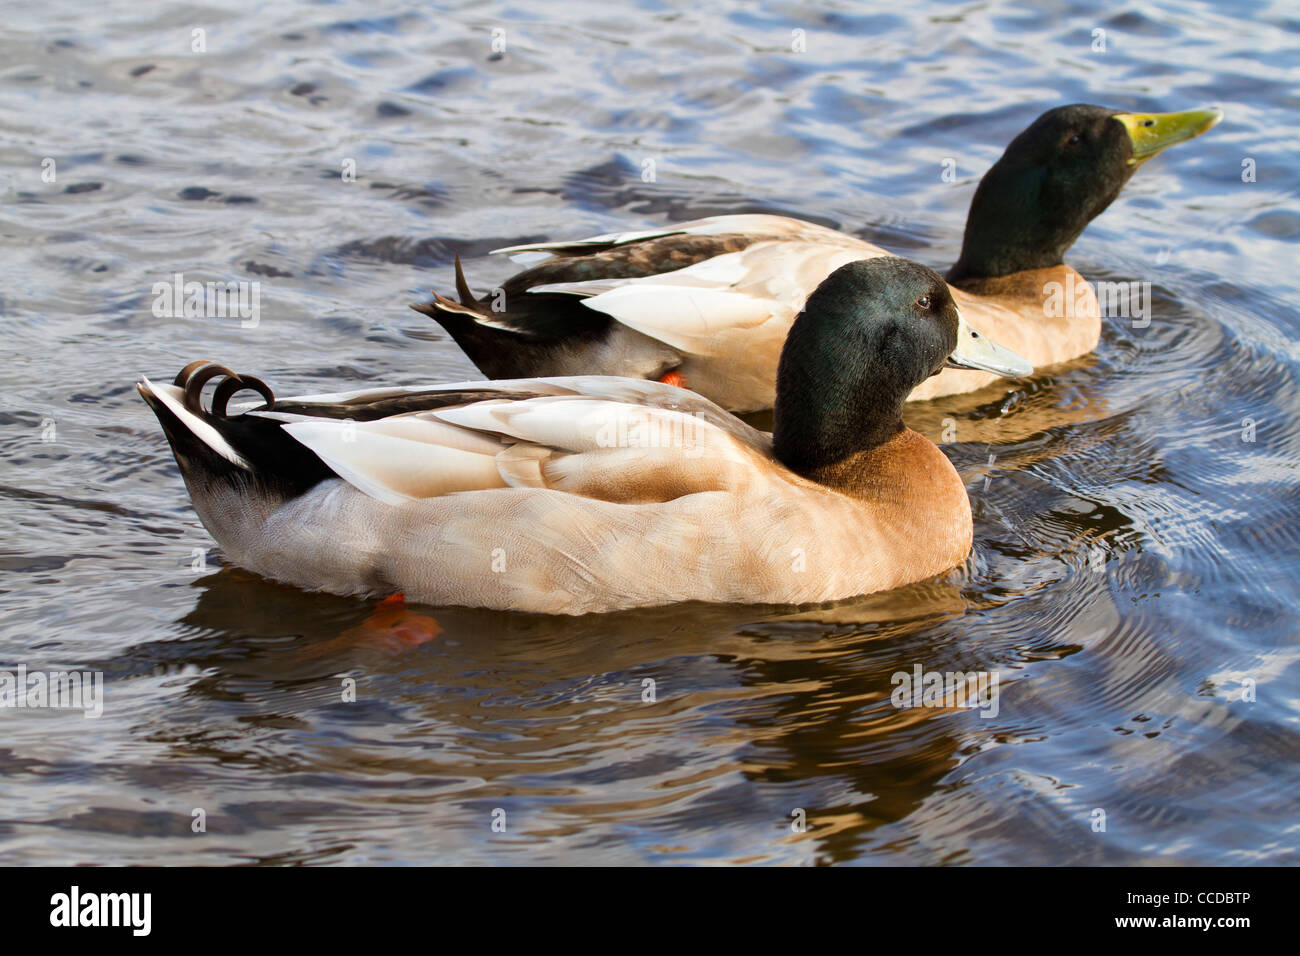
[409,292,476,322]
[454,254,476,307]
[408,259,521,376]
[137,380,246,482]
[409,255,488,323]
[409,258,614,380]
[139,363,332,500]
[409,295,540,379]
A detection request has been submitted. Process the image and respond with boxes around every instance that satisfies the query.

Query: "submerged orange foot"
[658,370,687,389]
[301,593,443,659]
[356,594,443,652]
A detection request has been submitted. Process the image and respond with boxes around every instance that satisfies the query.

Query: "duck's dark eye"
[1066,133,1081,146]
[1142,118,1155,127]
[917,295,932,310]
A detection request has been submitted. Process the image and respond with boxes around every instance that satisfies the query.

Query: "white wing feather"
[527,244,881,355]
[282,422,507,505]
[490,214,868,256]
[279,380,763,506]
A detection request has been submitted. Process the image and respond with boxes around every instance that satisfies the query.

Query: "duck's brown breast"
[800,428,974,580]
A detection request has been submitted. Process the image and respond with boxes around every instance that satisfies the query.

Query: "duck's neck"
[945,152,1115,284]
[773,397,907,476]
[946,231,1071,286]
[796,427,963,504]
[946,263,1077,299]
[772,384,965,506]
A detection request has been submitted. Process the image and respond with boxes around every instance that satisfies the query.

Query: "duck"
[139,257,1032,615]
[413,104,1221,412]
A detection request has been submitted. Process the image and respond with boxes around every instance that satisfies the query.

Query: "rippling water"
[1,0,1298,865]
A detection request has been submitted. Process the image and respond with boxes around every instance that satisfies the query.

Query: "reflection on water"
[1,0,1298,864]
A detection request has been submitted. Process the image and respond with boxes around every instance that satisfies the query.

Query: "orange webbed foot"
[300,593,443,659]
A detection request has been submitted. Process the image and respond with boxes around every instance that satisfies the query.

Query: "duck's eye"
[917,295,932,310]
[1142,118,1155,127]
[1066,133,1081,146]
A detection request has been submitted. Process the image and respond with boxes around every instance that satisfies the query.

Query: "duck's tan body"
[207,428,970,616]
[145,374,974,615]
[503,216,1100,410]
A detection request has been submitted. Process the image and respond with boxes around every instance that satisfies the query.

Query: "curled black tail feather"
[175,361,275,417]
[143,362,330,501]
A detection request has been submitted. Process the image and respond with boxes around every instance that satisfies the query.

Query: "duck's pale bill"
[945,314,1034,378]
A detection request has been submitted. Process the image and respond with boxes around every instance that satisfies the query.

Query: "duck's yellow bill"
[946,314,1034,378]
[1113,107,1223,165]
